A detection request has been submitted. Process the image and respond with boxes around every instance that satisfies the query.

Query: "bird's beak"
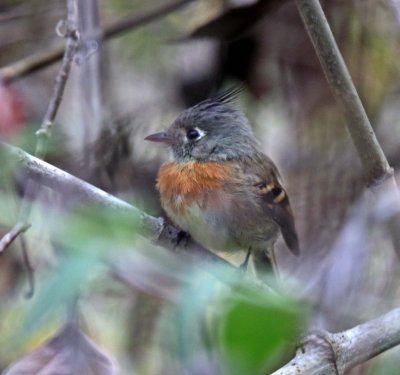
[144,131,177,144]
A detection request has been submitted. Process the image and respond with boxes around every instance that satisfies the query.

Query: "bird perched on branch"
[145,89,299,279]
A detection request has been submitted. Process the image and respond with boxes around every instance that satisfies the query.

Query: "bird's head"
[145,92,258,162]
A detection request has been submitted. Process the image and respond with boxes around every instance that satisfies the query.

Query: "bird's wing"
[252,154,300,255]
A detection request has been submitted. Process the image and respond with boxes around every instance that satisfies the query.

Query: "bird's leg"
[269,248,281,281]
[252,246,282,291]
[175,230,191,247]
[238,247,252,272]
[252,250,274,275]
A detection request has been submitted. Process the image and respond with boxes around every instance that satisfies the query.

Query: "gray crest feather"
[212,85,244,104]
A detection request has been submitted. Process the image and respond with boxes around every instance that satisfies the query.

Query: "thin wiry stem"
[0,0,79,294]
[35,0,79,159]
[294,0,395,188]
[20,235,35,298]
[0,222,31,253]
[0,0,195,84]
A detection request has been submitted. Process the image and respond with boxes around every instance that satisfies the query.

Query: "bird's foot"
[238,248,252,273]
[175,230,191,248]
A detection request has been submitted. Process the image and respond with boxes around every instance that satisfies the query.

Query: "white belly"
[166,201,240,253]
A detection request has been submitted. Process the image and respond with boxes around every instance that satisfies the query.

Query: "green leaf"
[217,286,305,375]
[166,264,305,375]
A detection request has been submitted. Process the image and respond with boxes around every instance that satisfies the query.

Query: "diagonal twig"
[0,0,195,84]
[294,0,400,260]
[9,0,79,229]
[34,0,79,159]
[20,234,35,298]
[0,0,80,295]
[0,222,31,253]
[294,0,395,189]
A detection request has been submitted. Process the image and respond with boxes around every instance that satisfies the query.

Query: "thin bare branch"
[0,220,35,297]
[0,0,195,84]
[35,0,79,157]
[10,0,78,221]
[0,222,31,253]
[272,308,400,375]
[104,0,194,40]
[0,0,80,294]
[0,46,65,83]
[294,0,395,189]
[20,234,35,298]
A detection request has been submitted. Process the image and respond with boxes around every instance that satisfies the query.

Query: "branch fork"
[298,330,341,375]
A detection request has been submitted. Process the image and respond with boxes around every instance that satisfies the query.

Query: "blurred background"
[1,0,400,374]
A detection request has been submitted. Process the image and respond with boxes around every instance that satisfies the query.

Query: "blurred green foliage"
[217,289,303,374]
[165,269,305,375]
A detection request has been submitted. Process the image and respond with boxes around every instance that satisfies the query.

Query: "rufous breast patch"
[157,161,234,214]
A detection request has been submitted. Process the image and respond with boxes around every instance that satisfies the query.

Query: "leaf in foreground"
[4,322,117,375]
[218,290,303,375]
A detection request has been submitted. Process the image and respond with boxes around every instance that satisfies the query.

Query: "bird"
[145,90,299,280]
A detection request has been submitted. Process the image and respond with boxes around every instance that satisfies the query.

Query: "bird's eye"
[186,128,200,140]
[271,187,283,197]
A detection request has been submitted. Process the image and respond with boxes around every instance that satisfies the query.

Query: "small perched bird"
[145,91,299,278]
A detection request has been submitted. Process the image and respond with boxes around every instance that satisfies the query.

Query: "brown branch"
[0,46,65,83]
[104,0,195,40]
[0,0,195,84]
